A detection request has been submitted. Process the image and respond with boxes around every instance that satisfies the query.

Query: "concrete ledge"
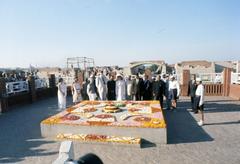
[41,123,166,144]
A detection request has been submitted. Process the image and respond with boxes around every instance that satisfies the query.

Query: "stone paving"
[0,96,239,164]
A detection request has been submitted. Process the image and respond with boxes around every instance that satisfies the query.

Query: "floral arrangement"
[56,133,141,145]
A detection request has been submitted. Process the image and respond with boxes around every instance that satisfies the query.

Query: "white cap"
[196,77,202,82]
[116,73,123,78]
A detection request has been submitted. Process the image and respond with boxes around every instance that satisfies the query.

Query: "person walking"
[71,78,82,104]
[188,74,197,111]
[168,76,180,111]
[194,78,205,126]
[57,78,67,110]
[107,75,116,100]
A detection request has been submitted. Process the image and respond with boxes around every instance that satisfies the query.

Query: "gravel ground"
[0,96,239,164]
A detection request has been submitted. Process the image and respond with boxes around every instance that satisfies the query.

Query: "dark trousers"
[190,96,195,110]
[159,96,163,109]
[194,96,204,111]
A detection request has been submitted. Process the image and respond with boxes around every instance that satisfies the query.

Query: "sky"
[0,0,239,68]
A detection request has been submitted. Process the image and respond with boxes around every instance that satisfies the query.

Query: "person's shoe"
[194,111,198,114]
[198,120,204,126]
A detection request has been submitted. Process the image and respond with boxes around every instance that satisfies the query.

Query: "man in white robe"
[57,78,67,110]
[95,71,108,100]
[116,73,126,101]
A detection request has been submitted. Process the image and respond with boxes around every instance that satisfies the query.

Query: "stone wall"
[229,84,240,100]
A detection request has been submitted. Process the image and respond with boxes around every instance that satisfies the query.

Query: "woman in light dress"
[71,78,82,104]
[57,78,67,110]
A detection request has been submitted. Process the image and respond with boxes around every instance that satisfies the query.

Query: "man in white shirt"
[194,78,205,126]
[168,75,181,111]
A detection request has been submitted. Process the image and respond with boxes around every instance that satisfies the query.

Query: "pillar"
[181,70,190,96]
[0,77,8,113]
[223,68,231,96]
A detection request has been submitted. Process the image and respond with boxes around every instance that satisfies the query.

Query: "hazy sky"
[0,0,239,68]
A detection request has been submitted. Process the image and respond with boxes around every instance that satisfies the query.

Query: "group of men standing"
[57,71,205,126]
[86,71,181,111]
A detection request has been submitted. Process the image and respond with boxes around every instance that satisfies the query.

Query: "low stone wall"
[229,84,240,100]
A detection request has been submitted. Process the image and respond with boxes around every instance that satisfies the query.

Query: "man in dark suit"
[153,75,165,109]
[188,74,197,112]
[107,75,116,100]
[142,74,152,100]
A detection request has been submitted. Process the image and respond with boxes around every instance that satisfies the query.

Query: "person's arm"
[71,83,74,95]
[199,85,204,106]
[115,82,118,98]
[87,84,90,96]
[177,82,181,97]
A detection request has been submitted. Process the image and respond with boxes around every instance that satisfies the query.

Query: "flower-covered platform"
[40,101,167,144]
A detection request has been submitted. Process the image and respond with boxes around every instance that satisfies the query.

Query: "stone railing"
[6,81,29,95]
[204,84,223,96]
[231,73,240,84]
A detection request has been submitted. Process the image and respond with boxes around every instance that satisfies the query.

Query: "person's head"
[143,74,148,80]
[116,74,123,81]
[74,77,78,82]
[156,75,161,81]
[196,78,202,85]
[110,75,114,81]
[128,75,132,81]
[191,74,196,81]
[59,78,63,83]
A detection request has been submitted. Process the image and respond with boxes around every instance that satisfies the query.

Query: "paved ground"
[0,96,239,164]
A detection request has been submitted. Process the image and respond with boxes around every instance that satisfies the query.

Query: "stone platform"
[40,101,167,144]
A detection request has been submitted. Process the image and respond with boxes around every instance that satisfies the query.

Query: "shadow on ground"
[163,99,214,144]
[204,101,240,113]
[0,97,73,163]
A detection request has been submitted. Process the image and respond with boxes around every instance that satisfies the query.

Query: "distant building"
[175,60,215,75]
[175,60,215,84]
[125,60,167,76]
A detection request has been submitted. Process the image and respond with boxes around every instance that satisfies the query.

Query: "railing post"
[181,70,190,96]
[0,77,8,113]
[28,76,37,102]
[223,68,231,96]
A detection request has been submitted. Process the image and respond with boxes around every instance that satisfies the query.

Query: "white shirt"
[169,80,181,96]
[195,84,204,106]
[116,80,126,101]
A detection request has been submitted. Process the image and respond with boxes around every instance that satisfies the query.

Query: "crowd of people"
[57,69,205,126]
[57,69,181,110]
[0,71,27,82]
